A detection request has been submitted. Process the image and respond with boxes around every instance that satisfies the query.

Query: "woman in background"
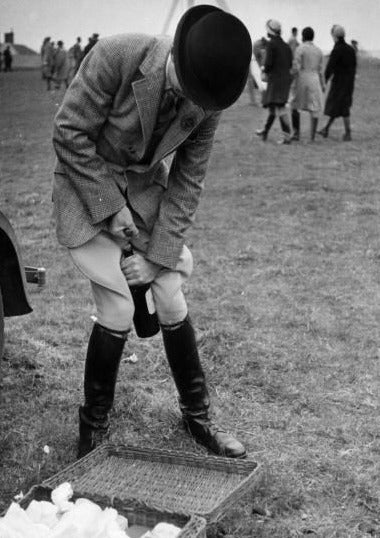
[291,27,324,142]
[53,41,70,90]
[318,25,356,141]
[255,19,292,144]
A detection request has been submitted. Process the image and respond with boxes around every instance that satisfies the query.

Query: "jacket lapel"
[132,75,162,157]
[151,100,205,165]
[132,38,171,159]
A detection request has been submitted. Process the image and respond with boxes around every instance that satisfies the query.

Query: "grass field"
[1,59,380,537]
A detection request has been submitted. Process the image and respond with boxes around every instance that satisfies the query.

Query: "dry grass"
[1,59,380,536]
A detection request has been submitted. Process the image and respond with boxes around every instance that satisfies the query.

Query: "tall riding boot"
[291,109,300,140]
[279,114,292,144]
[342,116,352,141]
[161,316,246,458]
[255,112,275,141]
[78,322,127,458]
[310,117,319,142]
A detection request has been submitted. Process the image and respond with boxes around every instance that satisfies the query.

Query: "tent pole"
[162,0,179,34]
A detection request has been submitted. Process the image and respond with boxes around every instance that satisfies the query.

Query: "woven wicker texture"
[20,485,207,538]
[42,444,259,523]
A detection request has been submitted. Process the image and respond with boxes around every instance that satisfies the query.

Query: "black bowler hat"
[173,5,252,111]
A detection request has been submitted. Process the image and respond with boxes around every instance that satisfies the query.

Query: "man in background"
[288,27,299,57]
[72,37,82,74]
[3,46,13,72]
[82,33,99,60]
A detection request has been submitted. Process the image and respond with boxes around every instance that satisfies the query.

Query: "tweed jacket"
[52,33,221,270]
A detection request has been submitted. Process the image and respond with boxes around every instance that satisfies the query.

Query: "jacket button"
[181,115,196,131]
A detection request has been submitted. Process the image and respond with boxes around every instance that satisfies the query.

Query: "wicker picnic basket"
[20,443,260,537]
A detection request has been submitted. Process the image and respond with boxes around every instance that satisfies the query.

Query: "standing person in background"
[82,33,99,61]
[288,27,299,57]
[3,46,13,72]
[43,40,56,90]
[72,37,82,75]
[53,41,70,90]
[291,27,324,142]
[52,5,252,460]
[40,37,51,79]
[351,40,359,55]
[256,19,292,144]
[318,25,356,141]
[249,37,268,105]
[253,36,268,67]
[247,38,266,107]
[288,27,301,140]
[67,37,82,84]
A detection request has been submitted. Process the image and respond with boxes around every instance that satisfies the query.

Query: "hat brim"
[173,5,249,111]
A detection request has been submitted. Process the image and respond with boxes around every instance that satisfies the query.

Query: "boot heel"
[78,407,110,458]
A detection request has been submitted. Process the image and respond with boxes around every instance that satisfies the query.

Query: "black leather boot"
[161,316,246,458]
[318,117,334,138]
[255,112,275,141]
[291,109,300,140]
[77,323,127,458]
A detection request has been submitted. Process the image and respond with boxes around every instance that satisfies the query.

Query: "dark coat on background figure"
[262,35,292,107]
[324,39,356,117]
[3,47,12,71]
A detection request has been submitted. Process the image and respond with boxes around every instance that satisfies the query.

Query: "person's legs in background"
[310,111,319,142]
[255,105,276,141]
[342,115,352,141]
[277,105,292,144]
[291,108,300,141]
[318,115,335,138]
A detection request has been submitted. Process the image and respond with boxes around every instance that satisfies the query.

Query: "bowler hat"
[173,5,252,110]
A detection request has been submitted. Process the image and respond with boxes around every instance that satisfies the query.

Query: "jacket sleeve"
[325,46,339,82]
[52,41,127,225]
[146,111,221,269]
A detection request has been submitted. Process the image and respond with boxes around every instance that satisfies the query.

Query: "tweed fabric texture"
[52,33,221,269]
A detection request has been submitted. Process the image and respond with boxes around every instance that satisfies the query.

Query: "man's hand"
[121,252,161,286]
[109,206,139,240]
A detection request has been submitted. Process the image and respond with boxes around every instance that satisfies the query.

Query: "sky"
[1,0,379,55]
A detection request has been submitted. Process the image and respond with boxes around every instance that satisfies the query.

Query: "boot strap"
[96,322,130,340]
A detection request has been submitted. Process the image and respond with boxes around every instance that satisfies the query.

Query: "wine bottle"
[122,247,160,338]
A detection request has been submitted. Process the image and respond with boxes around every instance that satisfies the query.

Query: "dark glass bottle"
[122,247,160,338]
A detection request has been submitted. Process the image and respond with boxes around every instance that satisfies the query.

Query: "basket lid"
[42,443,260,523]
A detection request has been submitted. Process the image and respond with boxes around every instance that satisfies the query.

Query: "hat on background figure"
[266,19,282,36]
[173,5,252,111]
